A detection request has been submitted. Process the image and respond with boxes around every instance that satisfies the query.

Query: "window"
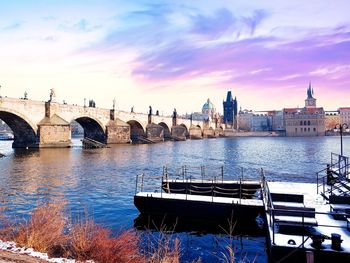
[295,128,297,133]
[313,128,316,132]
[301,128,303,132]
[300,121,303,126]
[308,120,311,125]
[308,128,310,132]
[304,128,307,132]
[304,121,307,125]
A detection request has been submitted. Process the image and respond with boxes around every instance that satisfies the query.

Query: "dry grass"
[148,237,180,263]
[89,228,143,263]
[13,201,68,257]
[68,218,143,263]
[0,201,184,263]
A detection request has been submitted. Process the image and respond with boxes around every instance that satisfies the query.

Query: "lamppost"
[335,123,348,156]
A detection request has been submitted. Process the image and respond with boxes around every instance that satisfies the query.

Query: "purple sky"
[0,0,349,114]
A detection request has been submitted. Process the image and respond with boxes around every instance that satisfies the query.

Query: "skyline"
[1,0,350,114]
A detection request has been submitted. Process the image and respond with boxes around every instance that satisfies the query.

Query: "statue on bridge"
[49,88,56,102]
[131,106,134,113]
[149,106,152,116]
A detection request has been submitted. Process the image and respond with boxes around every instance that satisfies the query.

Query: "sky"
[0,0,349,115]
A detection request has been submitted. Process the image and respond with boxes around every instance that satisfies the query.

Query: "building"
[202,98,216,120]
[284,84,325,136]
[268,110,285,131]
[339,107,350,126]
[223,91,238,129]
[325,111,341,131]
[184,98,217,122]
[238,110,272,131]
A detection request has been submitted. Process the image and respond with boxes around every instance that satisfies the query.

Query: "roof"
[38,114,70,126]
[283,108,300,113]
[283,107,324,114]
[304,107,324,114]
[202,98,215,110]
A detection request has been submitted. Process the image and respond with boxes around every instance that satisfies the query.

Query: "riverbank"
[0,201,182,263]
[226,131,285,137]
[0,249,49,263]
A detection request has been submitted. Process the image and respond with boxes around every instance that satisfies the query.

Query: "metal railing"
[262,174,350,248]
[316,153,350,196]
[135,166,266,203]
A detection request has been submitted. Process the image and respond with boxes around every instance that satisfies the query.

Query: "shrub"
[13,201,68,257]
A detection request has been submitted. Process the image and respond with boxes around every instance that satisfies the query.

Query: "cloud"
[242,9,268,35]
[1,21,23,31]
[190,8,236,39]
[130,26,350,92]
[59,19,101,33]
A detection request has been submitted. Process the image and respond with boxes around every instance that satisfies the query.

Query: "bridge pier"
[38,114,72,148]
[203,128,215,138]
[214,128,224,137]
[189,125,202,139]
[146,123,164,142]
[106,119,131,144]
[171,125,187,141]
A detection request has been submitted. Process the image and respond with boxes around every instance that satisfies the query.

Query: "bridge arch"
[0,108,38,148]
[179,124,189,138]
[72,116,107,143]
[127,120,146,141]
[158,122,171,139]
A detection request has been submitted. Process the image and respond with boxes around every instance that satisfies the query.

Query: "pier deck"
[265,182,350,262]
[136,192,263,206]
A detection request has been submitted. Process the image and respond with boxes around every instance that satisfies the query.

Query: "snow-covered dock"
[264,181,350,262]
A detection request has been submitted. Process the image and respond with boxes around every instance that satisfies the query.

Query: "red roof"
[339,107,350,110]
[304,107,324,113]
[283,108,299,113]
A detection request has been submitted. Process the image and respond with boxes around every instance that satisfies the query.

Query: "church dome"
[202,98,215,110]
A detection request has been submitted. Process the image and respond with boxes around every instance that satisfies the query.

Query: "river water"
[0,136,349,262]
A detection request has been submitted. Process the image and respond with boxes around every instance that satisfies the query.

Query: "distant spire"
[226,91,233,102]
[307,82,314,99]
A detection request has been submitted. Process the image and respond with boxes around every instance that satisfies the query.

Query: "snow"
[0,240,94,263]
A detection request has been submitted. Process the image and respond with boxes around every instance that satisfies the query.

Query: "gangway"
[82,137,107,149]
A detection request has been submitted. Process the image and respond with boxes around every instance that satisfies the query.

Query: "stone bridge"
[0,96,225,148]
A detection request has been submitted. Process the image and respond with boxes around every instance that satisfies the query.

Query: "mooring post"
[239,178,242,204]
[201,166,204,182]
[221,166,224,182]
[135,174,139,195]
[181,165,185,181]
[141,173,144,192]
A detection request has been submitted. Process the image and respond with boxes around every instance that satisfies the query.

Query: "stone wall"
[106,119,130,144]
[203,128,215,138]
[171,126,187,140]
[189,125,202,139]
[146,123,164,142]
[38,125,71,147]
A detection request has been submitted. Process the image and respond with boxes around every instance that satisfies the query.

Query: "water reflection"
[0,137,349,262]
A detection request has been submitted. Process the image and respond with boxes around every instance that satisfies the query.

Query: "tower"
[223,91,238,129]
[305,83,316,108]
